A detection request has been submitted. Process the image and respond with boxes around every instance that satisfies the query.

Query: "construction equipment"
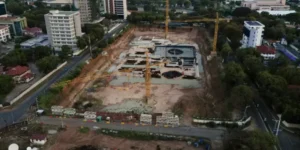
[171,12,230,55]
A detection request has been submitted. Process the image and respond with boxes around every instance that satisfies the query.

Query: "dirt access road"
[60,28,136,107]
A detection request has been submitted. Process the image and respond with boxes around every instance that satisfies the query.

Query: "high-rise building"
[241,21,265,48]
[0,1,7,16]
[102,0,127,19]
[44,10,83,50]
[74,0,107,24]
[74,0,91,24]
[0,16,27,37]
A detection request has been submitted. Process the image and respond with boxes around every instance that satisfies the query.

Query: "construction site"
[56,24,231,126]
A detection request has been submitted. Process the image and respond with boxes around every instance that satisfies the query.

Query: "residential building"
[102,0,127,19]
[30,134,47,145]
[0,1,7,16]
[20,35,50,49]
[0,16,27,36]
[42,0,73,7]
[74,0,91,24]
[23,27,43,37]
[5,65,34,83]
[44,10,83,50]
[242,0,290,11]
[0,25,11,42]
[241,21,265,48]
[257,45,276,60]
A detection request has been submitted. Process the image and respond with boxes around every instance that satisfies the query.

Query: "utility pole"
[11,113,15,124]
[88,35,92,57]
[35,97,39,110]
[275,114,282,136]
[243,105,250,119]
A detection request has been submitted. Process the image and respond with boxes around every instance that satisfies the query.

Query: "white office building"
[241,21,264,48]
[44,10,83,50]
[0,25,11,42]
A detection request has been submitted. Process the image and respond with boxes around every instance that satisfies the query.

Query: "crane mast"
[165,0,169,39]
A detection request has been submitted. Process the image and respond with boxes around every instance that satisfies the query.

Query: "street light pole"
[88,35,92,57]
[275,114,282,136]
[243,105,250,119]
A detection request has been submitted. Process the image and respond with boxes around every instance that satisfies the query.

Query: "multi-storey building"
[102,0,127,19]
[241,21,265,48]
[44,10,83,50]
[74,0,91,24]
[0,16,27,37]
[0,1,7,16]
[0,25,10,42]
[242,0,290,10]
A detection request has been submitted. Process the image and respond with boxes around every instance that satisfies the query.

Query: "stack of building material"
[51,106,64,115]
[140,114,152,124]
[156,112,180,126]
[63,108,76,116]
[84,111,97,120]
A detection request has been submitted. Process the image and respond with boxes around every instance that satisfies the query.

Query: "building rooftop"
[31,134,47,140]
[48,10,78,16]
[6,66,29,76]
[24,27,42,33]
[245,21,264,26]
[257,45,276,54]
[43,0,73,4]
[0,25,8,30]
[0,16,18,21]
[20,35,49,47]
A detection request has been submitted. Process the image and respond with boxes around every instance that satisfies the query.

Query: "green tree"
[236,48,261,62]
[36,56,61,73]
[61,4,71,11]
[220,43,232,59]
[243,55,264,79]
[223,62,247,86]
[256,71,287,95]
[59,45,73,60]
[184,0,191,8]
[1,49,27,66]
[232,7,252,17]
[76,35,89,49]
[229,85,254,107]
[224,130,277,150]
[0,75,15,95]
[6,1,25,15]
[34,46,52,60]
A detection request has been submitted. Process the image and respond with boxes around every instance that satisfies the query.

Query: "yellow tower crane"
[165,0,169,39]
[171,12,230,55]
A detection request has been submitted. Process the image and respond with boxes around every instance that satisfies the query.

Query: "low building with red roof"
[30,134,47,145]
[5,65,34,83]
[257,45,276,60]
[24,27,42,37]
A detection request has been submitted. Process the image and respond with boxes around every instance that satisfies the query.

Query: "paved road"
[39,116,225,140]
[250,94,300,150]
[0,23,128,128]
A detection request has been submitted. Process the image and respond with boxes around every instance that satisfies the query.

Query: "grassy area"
[79,126,90,133]
[38,63,84,109]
